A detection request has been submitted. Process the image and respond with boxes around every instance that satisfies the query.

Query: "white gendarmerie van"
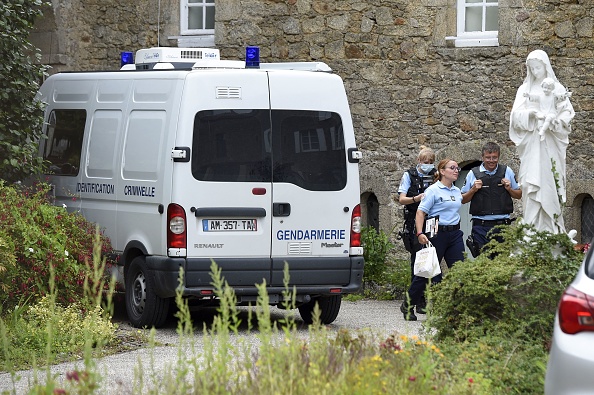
[37,47,364,328]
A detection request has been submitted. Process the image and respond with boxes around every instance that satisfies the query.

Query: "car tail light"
[558,286,594,334]
[167,204,186,249]
[350,204,362,248]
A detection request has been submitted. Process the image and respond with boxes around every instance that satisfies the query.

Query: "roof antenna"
[157,0,161,46]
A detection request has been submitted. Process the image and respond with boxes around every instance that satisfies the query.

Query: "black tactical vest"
[403,167,435,223]
[469,165,514,216]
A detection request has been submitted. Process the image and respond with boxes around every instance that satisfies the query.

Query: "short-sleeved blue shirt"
[417,180,462,225]
[461,164,520,220]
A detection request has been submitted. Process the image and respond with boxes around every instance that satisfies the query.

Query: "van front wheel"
[298,295,342,325]
[125,256,170,328]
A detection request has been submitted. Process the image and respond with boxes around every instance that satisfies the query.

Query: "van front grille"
[287,242,312,255]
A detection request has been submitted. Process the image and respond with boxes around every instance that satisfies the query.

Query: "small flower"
[62,203,67,209]
[65,250,69,257]
[66,370,80,381]
[468,378,474,384]
[28,248,34,253]
[408,376,416,381]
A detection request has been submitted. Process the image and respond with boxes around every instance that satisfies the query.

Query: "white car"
[545,247,594,395]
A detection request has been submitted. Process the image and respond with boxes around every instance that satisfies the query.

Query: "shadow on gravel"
[110,293,308,335]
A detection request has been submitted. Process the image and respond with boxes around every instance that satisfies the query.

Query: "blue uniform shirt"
[418,181,462,225]
[461,164,520,221]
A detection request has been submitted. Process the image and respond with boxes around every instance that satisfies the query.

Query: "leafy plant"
[0,181,115,310]
[427,223,582,393]
[135,262,492,395]
[430,223,581,344]
[0,229,117,373]
[361,226,394,284]
[0,0,49,182]
[0,232,16,294]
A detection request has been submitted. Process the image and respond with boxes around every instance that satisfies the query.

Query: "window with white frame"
[449,0,499,47]
[181,0,215,36]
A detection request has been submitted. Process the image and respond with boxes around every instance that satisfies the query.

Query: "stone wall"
[32,0,594,249]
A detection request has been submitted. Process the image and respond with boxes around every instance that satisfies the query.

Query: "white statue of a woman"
[509,50,575,234]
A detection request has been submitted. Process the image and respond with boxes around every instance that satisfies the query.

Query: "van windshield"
[191,109,347,191]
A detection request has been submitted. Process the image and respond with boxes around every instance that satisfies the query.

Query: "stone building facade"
[32,0,594,252]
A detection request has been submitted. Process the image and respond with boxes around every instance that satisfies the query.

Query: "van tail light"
[350,204,362,248]
[558,286,594,334]
[167,204,187,249]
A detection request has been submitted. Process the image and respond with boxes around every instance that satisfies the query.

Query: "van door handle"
[273,203,291,217]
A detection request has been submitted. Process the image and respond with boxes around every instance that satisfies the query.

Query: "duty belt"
[438,223,460,232]
[472,218,512,226]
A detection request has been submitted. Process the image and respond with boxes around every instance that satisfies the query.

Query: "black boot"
[416,299,427,315]
[400,301,417,321]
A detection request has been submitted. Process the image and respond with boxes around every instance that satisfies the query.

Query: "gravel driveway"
[0,299,426,394]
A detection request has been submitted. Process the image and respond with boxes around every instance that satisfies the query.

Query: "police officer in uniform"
[401,158,465,321]
[397,146,435,317]
[461,142,522,257]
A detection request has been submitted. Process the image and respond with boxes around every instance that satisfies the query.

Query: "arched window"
[366,194,379,232]
[581,196,594,244]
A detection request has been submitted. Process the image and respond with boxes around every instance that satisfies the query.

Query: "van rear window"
[42,109,86,176]
[192,109,346,191]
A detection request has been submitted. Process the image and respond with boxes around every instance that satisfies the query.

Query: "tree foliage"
[0,0,48,182]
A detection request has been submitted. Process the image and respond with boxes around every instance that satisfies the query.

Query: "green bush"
[0,181,115,310]
[428,223,582,393]
[0,232,16,294]
[430,223,581,344]
[20,296,115,355]
[439,336,547,395]
[361,226,394,284]
[0,234,118,372]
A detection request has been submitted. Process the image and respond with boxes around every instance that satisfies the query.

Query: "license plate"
[202,219,257,232]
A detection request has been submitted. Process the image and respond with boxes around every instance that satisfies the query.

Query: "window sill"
[445,36,499,48]
[168,35,215,48]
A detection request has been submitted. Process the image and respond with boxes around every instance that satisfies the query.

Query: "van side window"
[272,110,346,191]
[42,109,86,176]
[191,109,347,191]
[192,109,271,182]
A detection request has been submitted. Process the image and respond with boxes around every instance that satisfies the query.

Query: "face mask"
[419,164,434,173]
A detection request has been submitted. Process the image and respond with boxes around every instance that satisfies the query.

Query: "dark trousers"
[472,224,503,255]
[407,237,426,306]
[408,235,423,279]
[407,228,464,305]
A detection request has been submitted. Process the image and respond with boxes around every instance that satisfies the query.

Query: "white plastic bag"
[414,241,441,278]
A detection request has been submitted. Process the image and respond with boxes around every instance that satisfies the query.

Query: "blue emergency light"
[120,51,134,67]
[245,46,260,68]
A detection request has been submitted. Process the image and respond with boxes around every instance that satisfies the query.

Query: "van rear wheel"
[125,256,170,328]
[298,295,342,325]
